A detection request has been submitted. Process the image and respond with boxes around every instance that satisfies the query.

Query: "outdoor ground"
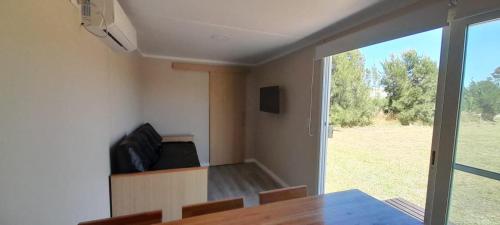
[325,115,499,225]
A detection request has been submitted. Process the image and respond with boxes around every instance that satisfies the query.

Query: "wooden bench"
[258,185,308,205]
[182,197,244,218]
[78,210,162,225]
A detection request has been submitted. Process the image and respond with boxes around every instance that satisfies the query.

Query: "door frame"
[427,9,500,225]
[316,6,500,225]
[317,56,332,195]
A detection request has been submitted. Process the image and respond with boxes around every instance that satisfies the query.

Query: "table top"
[157,189,423,225]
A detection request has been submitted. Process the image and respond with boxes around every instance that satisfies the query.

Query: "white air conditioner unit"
[78,0,137,52]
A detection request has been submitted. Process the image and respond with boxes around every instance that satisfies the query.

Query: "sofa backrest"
[111,123,163,174]
[142,123,162,143]
[136,124,162,150]
[127,132,159,164]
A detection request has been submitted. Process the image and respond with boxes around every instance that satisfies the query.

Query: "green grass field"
[325,117,499,225]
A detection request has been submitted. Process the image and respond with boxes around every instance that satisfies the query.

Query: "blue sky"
[463,19,500,85]
[359,19,500,87]
[360,28,442,71]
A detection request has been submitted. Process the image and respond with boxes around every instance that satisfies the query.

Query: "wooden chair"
[182,197,244,218]
[258,185,307,204]
[78,210,162,225]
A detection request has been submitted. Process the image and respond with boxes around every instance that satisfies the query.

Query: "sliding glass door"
[429,8,500,225]
[447,17,500,225]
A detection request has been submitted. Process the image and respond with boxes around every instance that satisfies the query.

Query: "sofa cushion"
[150,142,200,170]
[112,140,152,173]
[128,132,160,164]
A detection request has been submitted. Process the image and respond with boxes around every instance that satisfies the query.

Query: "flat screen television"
[260,86,280,113]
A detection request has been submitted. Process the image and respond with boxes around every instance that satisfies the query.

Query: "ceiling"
[119,0,389,65]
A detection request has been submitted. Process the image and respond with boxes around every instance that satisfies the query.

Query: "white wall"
[140,58,210,165]
[109,54,143,144]
[0,1,143,224]
[246,47,323,194]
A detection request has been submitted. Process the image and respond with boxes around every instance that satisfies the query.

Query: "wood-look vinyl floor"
[208,163,282,207]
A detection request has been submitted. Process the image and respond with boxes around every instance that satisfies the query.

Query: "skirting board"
[244,158,289,187]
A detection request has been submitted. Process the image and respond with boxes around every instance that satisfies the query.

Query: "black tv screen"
[260,86,280,113]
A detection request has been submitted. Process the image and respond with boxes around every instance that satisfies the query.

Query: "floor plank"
[208,163,282,206]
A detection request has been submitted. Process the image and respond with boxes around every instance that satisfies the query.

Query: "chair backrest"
[182,197,244,218]
[258,185,307,204]
[78,210,162,225]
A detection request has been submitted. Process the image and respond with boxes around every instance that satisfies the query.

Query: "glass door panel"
[448,18,500,225]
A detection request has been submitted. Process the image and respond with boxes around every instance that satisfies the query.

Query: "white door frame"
[426,9,500,225]
[317,56,332,195]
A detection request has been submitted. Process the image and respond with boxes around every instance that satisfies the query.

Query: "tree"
[366,65,381,89]
[329,50,376,127]
[462,83,477,113]
[491,66,500,85]
[462,74,500,121]
[381,50,438,125]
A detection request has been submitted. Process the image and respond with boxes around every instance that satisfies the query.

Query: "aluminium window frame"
[427,9,500,225]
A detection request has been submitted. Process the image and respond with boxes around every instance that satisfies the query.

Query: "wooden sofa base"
[110,167,208,222]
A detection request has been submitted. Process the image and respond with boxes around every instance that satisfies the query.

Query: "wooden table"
[156,189,423,225]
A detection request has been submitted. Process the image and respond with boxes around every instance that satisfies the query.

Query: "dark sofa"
[111,123,200,174]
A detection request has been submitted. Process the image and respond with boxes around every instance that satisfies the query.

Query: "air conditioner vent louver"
[81,0,91,25]
[81,0,91,17]
[106,31,127,51]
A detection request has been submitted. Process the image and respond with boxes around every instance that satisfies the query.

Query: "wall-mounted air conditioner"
[76,0,137,52]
